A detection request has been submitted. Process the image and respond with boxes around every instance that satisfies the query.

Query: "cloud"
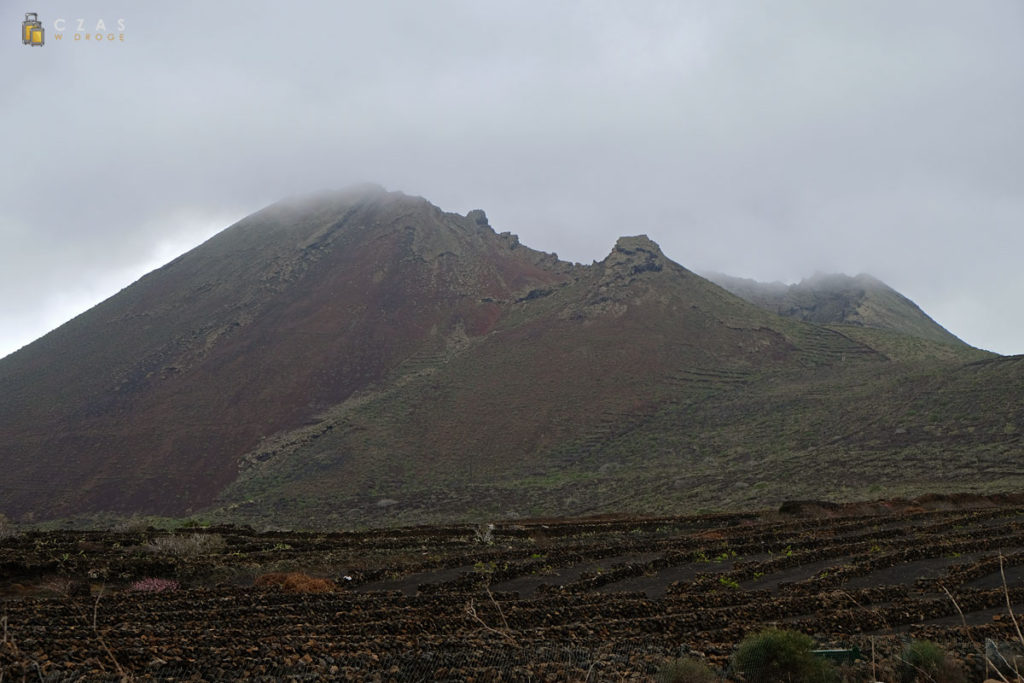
[2,0,1022,356]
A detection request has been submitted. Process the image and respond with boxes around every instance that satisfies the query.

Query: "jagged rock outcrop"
[603,235,666,276]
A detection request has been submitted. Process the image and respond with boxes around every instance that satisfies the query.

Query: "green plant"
[718,576,739,589]
[899,640,965,683]
[655,656,720,682]
[731,628,837,683]
[473,560,497,575]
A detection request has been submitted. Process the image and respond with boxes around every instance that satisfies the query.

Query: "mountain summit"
[0,187,1018,527]
[705,271,967,347]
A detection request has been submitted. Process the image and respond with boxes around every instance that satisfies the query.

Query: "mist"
[3,1,1023,357]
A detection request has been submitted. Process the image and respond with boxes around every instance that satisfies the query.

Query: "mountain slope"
[221,260,1019,527]
[705,272,968,348]
[0,186,571,518]
[219,235,891,522]
[0,186,1016,527]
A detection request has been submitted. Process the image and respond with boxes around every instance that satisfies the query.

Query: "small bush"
[254,572,336,594]
[656,656,720,683]
[149,533,226,557]
[130,577,179,593]
[474,523,495,545]
[113,515,152,534]
[0,513,17,539]
[900,640,965,683]
[731,628,837,683]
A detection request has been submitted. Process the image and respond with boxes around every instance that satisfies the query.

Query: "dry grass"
[254,572,336,594]
[148,533,225,557]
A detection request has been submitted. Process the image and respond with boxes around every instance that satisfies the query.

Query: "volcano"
[1,185,1020,527]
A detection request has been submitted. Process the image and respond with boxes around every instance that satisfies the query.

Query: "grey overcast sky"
[2,1,1022,358]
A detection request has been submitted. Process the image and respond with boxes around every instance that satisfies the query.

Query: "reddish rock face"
[0,187,574,519]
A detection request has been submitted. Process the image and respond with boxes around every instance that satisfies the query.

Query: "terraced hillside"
[215,339,1020,530]
[3,496,1024,680]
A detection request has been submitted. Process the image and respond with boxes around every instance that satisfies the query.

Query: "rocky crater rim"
[269,186,906,292]
[612,234,663,254]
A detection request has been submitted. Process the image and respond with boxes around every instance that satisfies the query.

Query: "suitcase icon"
[22,12,44,46]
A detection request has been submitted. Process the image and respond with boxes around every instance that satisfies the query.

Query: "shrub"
[149,533,226,557]
[254,572,336,594]
[731,628,837,683]
[0,513,17,539]
[474,523,495,545]
[900,640,965,683]
[130,577,179,593]
[656,656,720,682]
[113,515,152,534]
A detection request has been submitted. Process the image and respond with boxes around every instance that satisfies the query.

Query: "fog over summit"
[3,1,1023,357]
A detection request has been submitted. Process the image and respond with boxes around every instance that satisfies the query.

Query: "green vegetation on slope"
[210,239,1021,529]
[1,187,1016,528]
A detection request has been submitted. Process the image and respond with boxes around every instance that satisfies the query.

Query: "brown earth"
[3,494,1024,680]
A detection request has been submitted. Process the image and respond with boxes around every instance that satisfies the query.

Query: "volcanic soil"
[3,494,1024,680]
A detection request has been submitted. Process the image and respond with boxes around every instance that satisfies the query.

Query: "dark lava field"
[3,495,1024,681]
